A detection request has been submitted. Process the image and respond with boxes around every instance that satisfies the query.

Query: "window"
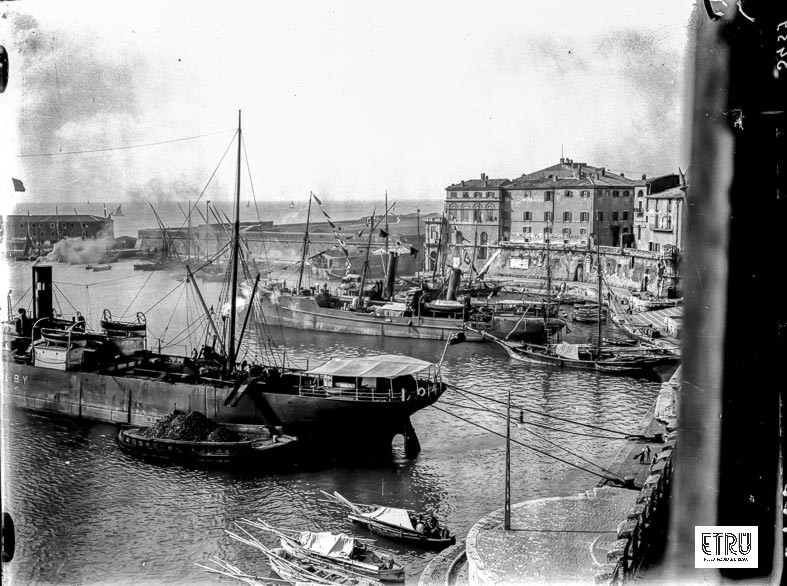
[563,211,572,222]
[622,211,629,220]
[623,190,630,197]
[502,211,511,222]
[604,190,610,197]
[580,228,588,235]
[622,227,629,233]
[522,191,531,198]
[580,190,590,198]
[523,211,532,221]
[19,223,23,227]
[473,203,482,222]
[649,242,661,252]
[638,201,643,213]
[580,212,589,222]
[543,227,550,235]
[613,190,620,197]
[455,231,463,244]
[637,225,642,239]
[564,190,573,198]
[463,192,469,198]
[612,211,619,221]
[597,212,604,221]
[637,190,644,197]
[486,204,495,221]
[448,204,458,220]
[544,211,553,222]
[523,226,532,233]
[450,191,457,198]
[474,192,481,198]
[654,200,660,211]
[545,191,553,202]
[562,228,571,235]
[49,223,55,228]
[460,205,469,221]
[486,191,494,198]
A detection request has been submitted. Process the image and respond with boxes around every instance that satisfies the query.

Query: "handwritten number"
[778,20,787,31]
[779,35,787,42]
[777,60,787,72]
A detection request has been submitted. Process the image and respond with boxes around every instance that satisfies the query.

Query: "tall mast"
[596,212,602,357]
[415,207,420,270]
[358,209,376,304]
[545,192,555,333]
[384,190,389,257]
[297,193,313,293]
[227,110,242,376]
[187,199,191,259]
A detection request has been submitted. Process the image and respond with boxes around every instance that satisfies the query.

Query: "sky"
[1,1,697,206]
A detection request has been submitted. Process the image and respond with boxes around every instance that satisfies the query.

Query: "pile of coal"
[140,410,242,442]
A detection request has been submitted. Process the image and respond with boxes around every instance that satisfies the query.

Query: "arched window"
[460,204,469,221]
[472,203,482,222]
[478,232,488,259]
[485,204,494,221]
[448,204,458,221]
[455,230,463,244]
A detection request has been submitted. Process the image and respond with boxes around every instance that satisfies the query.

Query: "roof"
[4,214,110,223]
[506,175,641,189]
[519,161,602,180]
[307,354,435,378]
[646,186,685,199]
[446,178,510,190]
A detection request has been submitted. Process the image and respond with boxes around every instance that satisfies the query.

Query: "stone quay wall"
[484,243,680,297]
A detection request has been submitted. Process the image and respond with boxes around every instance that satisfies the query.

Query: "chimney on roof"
[461,180,465,187]
[601,168,606,177]
[481,173,487,181]
[642,173,647,180]
[620,172,625,177]
[560,157,565,164]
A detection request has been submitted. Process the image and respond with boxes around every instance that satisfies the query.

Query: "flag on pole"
[12,178,25,192]
[379,229,388,238]
[312,192,322,206]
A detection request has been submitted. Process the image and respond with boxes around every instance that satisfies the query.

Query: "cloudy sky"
[1,0,696,205]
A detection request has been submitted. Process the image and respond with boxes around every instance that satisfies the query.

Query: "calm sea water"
[1,260,658,585]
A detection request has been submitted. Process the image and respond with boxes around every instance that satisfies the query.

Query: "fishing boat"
[224,526,384,586]
[245,520,404,582]
[2,113,448,456]
[117,423,295,465]
[571,304,607,323]
[91,264,112,272]
[323,491,456,550]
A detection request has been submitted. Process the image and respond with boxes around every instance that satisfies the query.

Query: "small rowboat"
[117,425,296,465]
[323,491,456,550]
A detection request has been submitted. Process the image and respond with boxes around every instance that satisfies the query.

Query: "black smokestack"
[383,252,398,300]
[446,267,462,301]
[32,265,53,321]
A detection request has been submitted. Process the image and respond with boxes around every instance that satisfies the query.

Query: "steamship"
[1,115,447,455]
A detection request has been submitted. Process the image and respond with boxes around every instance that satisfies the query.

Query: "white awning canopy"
[306,354,434,378]
[298,531,356,558]
[365,506,415,530]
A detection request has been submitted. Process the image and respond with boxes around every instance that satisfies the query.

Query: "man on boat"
[415,516,426,534]
[15,308,29,336]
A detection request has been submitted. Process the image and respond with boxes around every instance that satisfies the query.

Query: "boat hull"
[260,292,487,341]
[348,515,455,550]
[2,361,442,451]
[116,425,296,465]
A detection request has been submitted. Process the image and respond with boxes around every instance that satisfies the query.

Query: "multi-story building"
[633,173,686,254]
[507,158,644,247]
[444,173,509,267]
[1,214,114,252]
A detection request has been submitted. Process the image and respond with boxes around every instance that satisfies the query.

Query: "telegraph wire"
[17,129,234,158]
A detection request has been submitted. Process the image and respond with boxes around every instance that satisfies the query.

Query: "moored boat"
[323,491,456,550]
[246,520,404,582]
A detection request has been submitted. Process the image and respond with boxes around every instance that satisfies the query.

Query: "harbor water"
[1,217,659,585]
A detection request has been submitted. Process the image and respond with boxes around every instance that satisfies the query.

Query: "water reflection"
[2,262,660,584]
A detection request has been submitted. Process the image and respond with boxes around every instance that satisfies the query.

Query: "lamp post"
[505,384,511,530]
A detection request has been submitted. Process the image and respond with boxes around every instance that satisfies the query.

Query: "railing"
[297,383,439,402]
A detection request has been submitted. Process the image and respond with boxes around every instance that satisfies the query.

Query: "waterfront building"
[444,173,510,268]
[507,158,643,248]
[1,213,114,253]
[633,173,687,254]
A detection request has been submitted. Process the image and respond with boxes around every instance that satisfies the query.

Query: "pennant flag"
[464,251,472,264]
[396,215,401,224]
[12,178,25,192]
[355,229,364,238]
[409,246,419,256]
[312,192,322,206]
[379,229,388,238]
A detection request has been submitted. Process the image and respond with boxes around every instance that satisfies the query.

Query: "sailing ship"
[259,194,498,341]
[475,215,680,379]
[1,112,446,455]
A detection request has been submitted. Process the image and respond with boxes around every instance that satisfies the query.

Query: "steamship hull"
[1,361,440,451]
[259,292,488,341]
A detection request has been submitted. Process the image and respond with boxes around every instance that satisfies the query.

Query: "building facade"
[633,173,686,254]
[444,173,509,268]
[1,214,114,252]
